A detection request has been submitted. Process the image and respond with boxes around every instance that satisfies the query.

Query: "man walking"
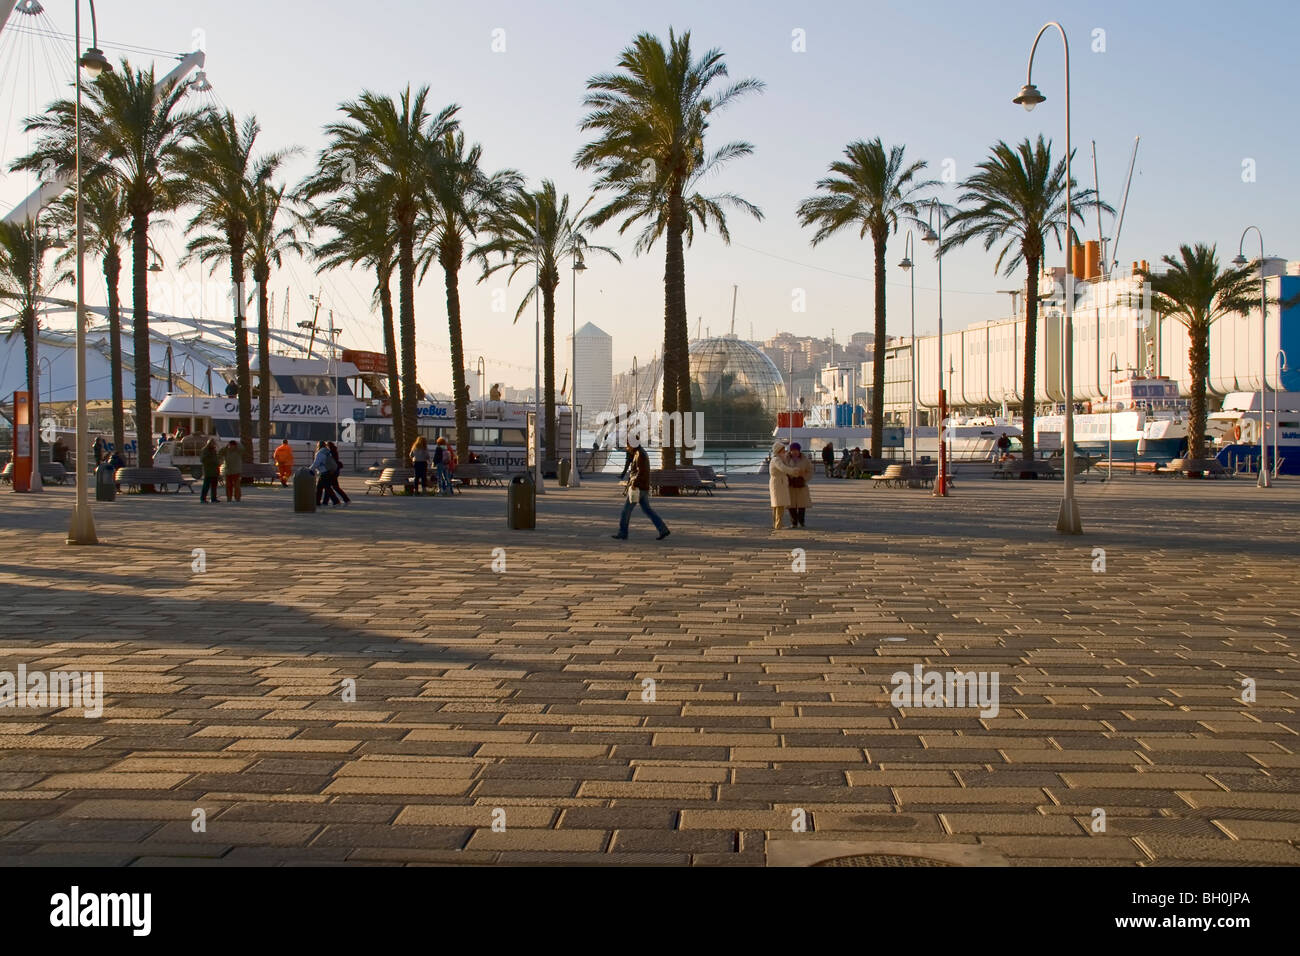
[612,438,669,541]
[220,440,243,502]
[273,438,295,486]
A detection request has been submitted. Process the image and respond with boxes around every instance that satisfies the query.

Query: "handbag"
[788,475,806,488]
[627,486,643,504]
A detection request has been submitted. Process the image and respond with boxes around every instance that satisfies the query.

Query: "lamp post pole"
[1233,227,1268,487]
[1108,351,1118,481]
[898,231,917,470]
[68,0,109,545]
[923,204,948,494]
[532,198,543,493]
[1015,20,1080,533]
[569,242,586,487]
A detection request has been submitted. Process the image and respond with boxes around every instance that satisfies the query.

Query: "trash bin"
[95,462,116,502]
[293,467,317,513]
[558,458,571,487]
[507,472,535,529]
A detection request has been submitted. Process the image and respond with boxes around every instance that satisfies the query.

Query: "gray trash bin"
[95,462,116,502]
[293,467,317,512]
[507,473,535,529]
[558,458,571,487]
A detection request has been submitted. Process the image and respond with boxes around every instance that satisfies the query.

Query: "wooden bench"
[695,465,727,489]
[114,466,195,493]
[244,462,279,485]
[1157,457,1231,479]
[870,463,935,488]
[365,467,418,495]
[455,462,505,487]
[993,459,1056,480]
[650,467,713,496]
[41,461,72,485]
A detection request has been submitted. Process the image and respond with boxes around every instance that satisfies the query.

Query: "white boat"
[1207,390,1300,473]
[1031,373,1189,461]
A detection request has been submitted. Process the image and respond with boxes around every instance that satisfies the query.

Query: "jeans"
[436,463,452,495]
[618,491,668,537]
[200,477,219,501]
[413,460,428,492]
[224,474,241,501]
[330,473,350,503]
[316,472,339,505]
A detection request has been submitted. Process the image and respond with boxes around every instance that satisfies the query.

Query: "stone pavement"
[0,471,1297,866]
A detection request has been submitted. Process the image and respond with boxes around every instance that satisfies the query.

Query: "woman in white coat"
[768,440,792,530]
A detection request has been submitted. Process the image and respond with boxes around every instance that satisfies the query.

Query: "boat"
[1207,390,1300,474]
[1030,372,1189,462]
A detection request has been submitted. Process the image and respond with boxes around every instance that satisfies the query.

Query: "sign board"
[527,412,537,469]
[881,426,905,448]
[11,391,32,492]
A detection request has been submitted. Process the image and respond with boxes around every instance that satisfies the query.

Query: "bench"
[993,459,1057,480]
[244,462,279,485]
[114,466,195,493]
[41,461,72,485]
[695,465,727,489]
[1157,457,1231,479]
[455,462,505,487]
[870,463,935,488]
[365,466,418,495]
[650,467,713,496]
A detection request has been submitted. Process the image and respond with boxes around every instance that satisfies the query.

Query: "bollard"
[293,467,317,513]
[507,472,535,529]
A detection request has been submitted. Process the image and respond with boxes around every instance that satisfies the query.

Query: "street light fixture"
[69,0,109,545]
[569,241,586,487]
[1108,352,1119,481]
[1017,21,1081,533]
[924,200,949,496]
[898,231,917,472]
[1233,225,1268,487]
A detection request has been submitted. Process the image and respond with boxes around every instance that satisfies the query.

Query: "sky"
[2,0,1297,394]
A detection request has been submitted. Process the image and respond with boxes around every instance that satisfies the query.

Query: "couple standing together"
[768,440,812,530]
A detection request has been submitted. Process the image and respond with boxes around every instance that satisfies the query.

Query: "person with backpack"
[312,440,340,506]
[326,441,351,505]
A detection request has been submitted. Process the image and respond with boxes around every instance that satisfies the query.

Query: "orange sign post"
[11,391,33,492]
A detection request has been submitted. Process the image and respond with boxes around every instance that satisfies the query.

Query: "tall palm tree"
[1137,245,1255,461]
[420,129,518,460]
[302,88,458,456]
[15,59,204,470]
[942,136,1108,460]
[307,190,404,458]
[0,221,70,462]
[576,29,763,467]
[245,179,304,462]
[178,111,292,463]
[797,139,936,459]
[52,175,129,453]
[471,180,619,461]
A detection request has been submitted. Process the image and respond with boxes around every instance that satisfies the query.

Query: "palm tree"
[302,88,458,456]
[0,221,70,463]
[51,175,129,454]
[576,29,763,467]
[15,59,204,470]
[797,139,936,459]
[245,179,303,462]
[471,180,619,461]
[942,136,1108,459]
[178,111,292,463]
[307,190,404,458]
[1137,245,1256,461]
[420,128,519,460]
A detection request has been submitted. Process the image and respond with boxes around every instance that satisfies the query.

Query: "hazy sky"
[2,0,1296,392]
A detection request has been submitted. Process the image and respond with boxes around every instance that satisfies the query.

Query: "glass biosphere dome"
[653,335,788,443]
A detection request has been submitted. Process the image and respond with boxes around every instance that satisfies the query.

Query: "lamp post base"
[67,504,98,545]
[1055,496,1083,535]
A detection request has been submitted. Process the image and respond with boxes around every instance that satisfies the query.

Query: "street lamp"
[1232,226,1268,487]
[477,355,485,423]
[532,197,543,493]
[922,203,949,495]
[1017,21,1081,533]
[69,0,111,545]
[898,231,917,471]
[569,241,586,487]
[1275,349,1287,479]
[1108,352,1119,481]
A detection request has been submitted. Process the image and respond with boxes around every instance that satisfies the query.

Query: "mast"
[729,285,737,336]
[1110,136,1140,274]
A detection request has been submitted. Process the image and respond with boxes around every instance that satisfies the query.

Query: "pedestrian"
[839,447,851,478]
[589,439,599,474]
[821,442,834,478]
[409,436,430,494]
[850,447,863,479]
[311,440,340,506]
[612,438,669,541]
[220,440,243,501]
[106,448,125,492]
[93,436,107,465]
[273,438,294,486]
[326,441,351,505]
[434,437,453,495]
[768,440,792,530]
[199,438,221,503]
[785,442,813,528]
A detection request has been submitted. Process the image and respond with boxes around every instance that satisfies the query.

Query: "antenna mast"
[1110,136,1140,274]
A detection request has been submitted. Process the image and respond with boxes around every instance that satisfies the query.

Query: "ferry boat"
[1031,373,1189,461]
[1207,390,1300,474]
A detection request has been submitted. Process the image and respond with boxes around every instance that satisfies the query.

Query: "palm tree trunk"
[661,190,687,469]
[1021,257,1040,461]
[23,307,37,462]
[543,280,557,462]
[870,228,887,459]
[255,270,271,463]
[377,267,402,460]
[130,210,154,472]
[104,249,125,453]
[1188,328,1209,461]
[443,254,470,461]
[229,249,254,464]
[397,225,419,462]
